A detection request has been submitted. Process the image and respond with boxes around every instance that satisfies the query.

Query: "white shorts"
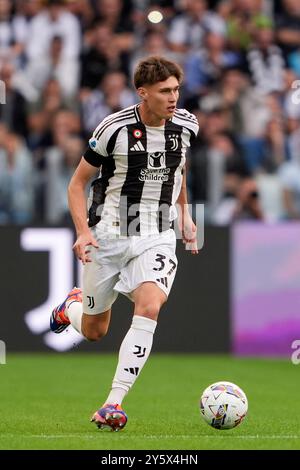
[82,229,177,314]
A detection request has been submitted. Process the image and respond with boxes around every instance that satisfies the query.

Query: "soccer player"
[50,56,199,431]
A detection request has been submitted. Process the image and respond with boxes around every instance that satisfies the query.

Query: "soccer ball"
[200,381,248,430]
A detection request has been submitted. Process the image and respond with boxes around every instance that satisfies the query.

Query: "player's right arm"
[68,157,99,264]
[70,109,125,262]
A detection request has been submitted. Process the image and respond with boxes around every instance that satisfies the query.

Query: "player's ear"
[137,87,147,100]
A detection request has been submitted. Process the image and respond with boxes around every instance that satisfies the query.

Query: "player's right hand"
[73,232,99,265]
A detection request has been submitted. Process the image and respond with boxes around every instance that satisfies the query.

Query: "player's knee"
[136,301,163,320]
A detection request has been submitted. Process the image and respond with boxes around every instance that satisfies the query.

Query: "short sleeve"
[88,127,109,157]
[83,147,104,168]
[184,111,199,143]
[83,117,113,166]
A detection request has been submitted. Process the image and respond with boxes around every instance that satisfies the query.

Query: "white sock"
[66,301,83,335]
[105,315,157,405]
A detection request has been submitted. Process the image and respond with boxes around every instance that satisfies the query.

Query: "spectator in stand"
[81,70,136,134]
[283,69,300,123]
[195,67,249,136]
[184,29,242,97]
[168,0,226,56]
[44,135,84,224]
[0,123,35,224]
[28,77,75,116]
[33,108,81,221]
[224,0,274,51]
[80,22,128,91]
[217,0,274,20]
[95,0,135,53]
[246,17,285,95]
[0,60,31,136]
[276,0,300,58]
[50,108,81,145]
[0,0,28,63]
[230,177,263,221]
[11,0,43,63]
[188,107,256,220]
[64,0,94,32]
[238,91,286,173]
[261,113,287,172]
[26,110,52,165]
[278,120,300,220]
[25,0,81,62]
[25,35,80,101]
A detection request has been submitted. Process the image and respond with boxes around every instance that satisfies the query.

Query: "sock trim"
[132,315,157,333]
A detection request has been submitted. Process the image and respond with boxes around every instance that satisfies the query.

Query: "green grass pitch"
[0,353,299,450]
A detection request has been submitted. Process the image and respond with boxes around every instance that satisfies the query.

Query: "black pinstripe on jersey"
[119,122,148,236]
[88,156,116,227]
[157,121,183,232]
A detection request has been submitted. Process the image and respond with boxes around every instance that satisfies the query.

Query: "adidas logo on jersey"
[130,141,145,151]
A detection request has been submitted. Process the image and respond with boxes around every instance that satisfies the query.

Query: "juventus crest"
[169,134,179,151]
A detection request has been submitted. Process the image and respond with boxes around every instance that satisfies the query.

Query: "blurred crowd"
[0,0,300,225]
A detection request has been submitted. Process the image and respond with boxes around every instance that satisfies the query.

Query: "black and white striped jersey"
[84,103,199,236]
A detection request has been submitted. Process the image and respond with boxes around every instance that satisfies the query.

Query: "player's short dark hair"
[134,56,183,89]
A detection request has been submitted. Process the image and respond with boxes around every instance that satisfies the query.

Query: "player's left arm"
[176,165,198,255]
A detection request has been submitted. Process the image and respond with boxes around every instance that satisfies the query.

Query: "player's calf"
[81,310,111,341]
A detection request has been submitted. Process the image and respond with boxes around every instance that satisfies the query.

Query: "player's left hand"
[178,212,198,255]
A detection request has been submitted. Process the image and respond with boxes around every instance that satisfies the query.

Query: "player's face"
[139,76,180,121]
